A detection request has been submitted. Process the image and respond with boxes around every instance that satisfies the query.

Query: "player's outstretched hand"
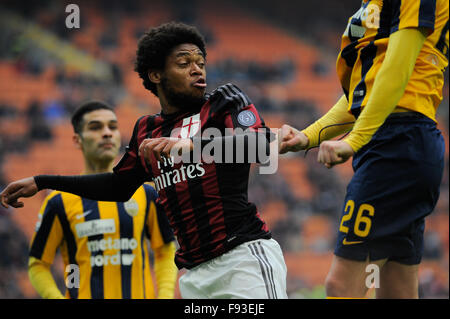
[139,137,193,163]
[318,140,354,168]
[0,177,38,209]
[278,124,309,154]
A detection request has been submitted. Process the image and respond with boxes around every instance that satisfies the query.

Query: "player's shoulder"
[40,190,76,214]
[132,114,164,138]
[437,0,449,19]
[207,82,252,112]
[140,182,159,201]
[134,114,156,129]
[126,115,161,147]
[42,190,65,203]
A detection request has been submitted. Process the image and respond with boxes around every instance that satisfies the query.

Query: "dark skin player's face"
[149,43,207,113]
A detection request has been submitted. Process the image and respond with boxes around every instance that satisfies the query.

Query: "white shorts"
[179,238,288,299]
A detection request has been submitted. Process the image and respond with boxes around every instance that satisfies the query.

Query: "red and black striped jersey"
[114,83,271,269]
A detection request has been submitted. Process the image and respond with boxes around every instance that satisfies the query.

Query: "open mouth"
[193,78,207,88]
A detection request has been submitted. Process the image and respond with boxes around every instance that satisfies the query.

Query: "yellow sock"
[326,296,367,299]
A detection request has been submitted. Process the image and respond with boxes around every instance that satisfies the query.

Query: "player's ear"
[148,70,162,84]
[73,133,82,150]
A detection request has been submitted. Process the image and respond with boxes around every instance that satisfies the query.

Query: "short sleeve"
[29,192,64,265]
[390,0,436,34]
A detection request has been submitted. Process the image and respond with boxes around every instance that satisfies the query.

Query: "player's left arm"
[139,85,274,165]
[319,27,427,168]
[140,133,272,164]
[28,194,65,299]
[153,241,177,299]
[28,257,65,299]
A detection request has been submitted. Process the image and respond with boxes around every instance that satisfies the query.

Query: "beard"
[160,76,206,112]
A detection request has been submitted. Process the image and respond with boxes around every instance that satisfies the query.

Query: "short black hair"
[71,100,114,134]
[134,21,207,97]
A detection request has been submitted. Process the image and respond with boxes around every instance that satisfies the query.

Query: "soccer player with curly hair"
[1,22,287,299]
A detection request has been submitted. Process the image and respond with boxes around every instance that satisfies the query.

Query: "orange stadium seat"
[300,214,333,249]
[278,158,315,200]
[259,200,288,230]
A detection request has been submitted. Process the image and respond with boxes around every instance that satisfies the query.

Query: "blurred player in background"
[1,22,287,299]
[28,101,177,299]
[279,0,448,298]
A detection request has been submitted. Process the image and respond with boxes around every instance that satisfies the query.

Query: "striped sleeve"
[143,184,174,249]
[29,192,64,265]
[208,83,272,138]
[390,0,437,34]
[208,83,253,116]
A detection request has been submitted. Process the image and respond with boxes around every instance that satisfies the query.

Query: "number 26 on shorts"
[339,200,375,237]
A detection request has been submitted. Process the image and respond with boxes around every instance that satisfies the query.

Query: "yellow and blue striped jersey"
[337,0,449,120]
[29,184,175,299]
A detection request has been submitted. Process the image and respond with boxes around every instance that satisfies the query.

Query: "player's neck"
[157,86,205,116]
[82,159,114,175]
[161,104,181,116]
[159,95,181,115]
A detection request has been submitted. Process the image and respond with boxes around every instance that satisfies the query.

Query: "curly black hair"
[134,22,207,97]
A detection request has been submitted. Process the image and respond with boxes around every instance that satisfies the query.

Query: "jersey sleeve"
[207,83,274,140]
[143,184,175,249]
[208,83,263,129]
[113,115,150,178]
[29,192,64,265]
[301,94,355,148]
[28,256,65,299]
[390,0,437,34]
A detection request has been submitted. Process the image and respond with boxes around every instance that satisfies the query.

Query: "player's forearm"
[34,170,145,202]
[344,28,426,152]
[301,95,355,148]
[191,130,274,164]
[28,257,65,299]
[153,242,177,299]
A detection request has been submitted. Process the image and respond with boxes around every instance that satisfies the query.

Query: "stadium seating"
[0,0,448,299]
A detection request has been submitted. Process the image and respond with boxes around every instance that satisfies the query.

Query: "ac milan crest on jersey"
[180,113,201,138]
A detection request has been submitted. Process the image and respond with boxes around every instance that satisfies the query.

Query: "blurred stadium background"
[0,0,447,299]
